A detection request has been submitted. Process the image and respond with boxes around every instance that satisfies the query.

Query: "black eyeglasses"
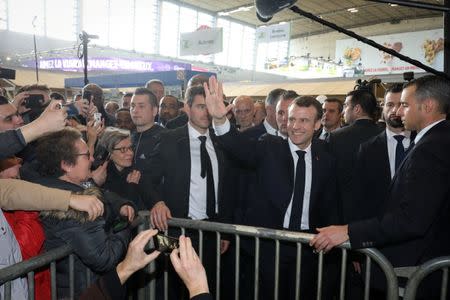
[112,146,133,153]
[75,151,90,158]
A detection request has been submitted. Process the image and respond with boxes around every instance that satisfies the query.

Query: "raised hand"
[203,76,232,125]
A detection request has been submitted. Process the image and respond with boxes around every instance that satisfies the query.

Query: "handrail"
[0,244,73,285]
[403,256,450,300]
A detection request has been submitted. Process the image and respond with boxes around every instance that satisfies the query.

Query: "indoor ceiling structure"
[180,0,445,38]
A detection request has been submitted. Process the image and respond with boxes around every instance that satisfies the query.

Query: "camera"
[92,144,110,169]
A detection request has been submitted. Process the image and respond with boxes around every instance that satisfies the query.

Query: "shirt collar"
[414,119,445,144]
[385,127,410,140]
[288,138,312,155]
[263,119,277,136]
[188,122,210,140]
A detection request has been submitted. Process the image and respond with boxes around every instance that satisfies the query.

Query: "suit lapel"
[282,141,295,211]
[210,130,225,205]
[309,141,320,214]
[176,126,191,204]
[377,132,392,178]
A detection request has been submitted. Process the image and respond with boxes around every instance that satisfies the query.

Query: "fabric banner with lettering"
[180,28,223,56]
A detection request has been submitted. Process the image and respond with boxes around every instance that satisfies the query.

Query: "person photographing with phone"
[80,230,212,300]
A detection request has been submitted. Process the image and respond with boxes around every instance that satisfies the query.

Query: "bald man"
[233,96,255,131]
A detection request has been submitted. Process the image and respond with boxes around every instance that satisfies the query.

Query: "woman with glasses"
[33,127,135,298]
[96,127,152,210]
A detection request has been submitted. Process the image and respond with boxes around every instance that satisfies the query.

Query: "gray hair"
[97,127,131,153]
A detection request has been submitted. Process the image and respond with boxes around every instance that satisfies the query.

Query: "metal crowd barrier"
[138,212,399,300]
[403,256,450,300]
[0,213,399,300]
[0,244,73,300]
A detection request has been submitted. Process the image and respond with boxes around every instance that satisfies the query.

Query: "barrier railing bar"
[339,248,347,300]
[198,229,203,262]
[216,231,221,300]
[164,254,169,300]
[28,271,35,300]
[317,251,324,300]
[404,256,450,299]
[295,242,302,300]
[50,261,57,300]
[5,280,11,300]
[254,237,260,300]
[274,239,280,300]
[69,254,74,299]
[441,267,448,300]
[235,234,240,300]
[364,256,372,300]
[0,244,72,284]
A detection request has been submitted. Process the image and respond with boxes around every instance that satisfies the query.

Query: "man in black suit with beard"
[147,85,232,299]
[311,75,450,298]
[351,84,413,222]
[327,89,383,223]
[205,76,338,299]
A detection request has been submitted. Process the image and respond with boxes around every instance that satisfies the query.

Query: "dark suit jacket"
[147,125,233,223]
[349,121,450,269]
[241,122,267,141]
[327,118,382,223]
[217,128,338,230]
[351,131,391,222]
[165,113,188,129]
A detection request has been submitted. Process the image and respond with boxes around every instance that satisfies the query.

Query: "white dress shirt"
[187,123,219,220]
[385,128,411,178]
[283,139,312,230]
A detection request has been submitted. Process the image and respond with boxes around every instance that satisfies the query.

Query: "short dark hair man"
[82,83,116,126]
[276,90,299,138]
[130,87,165,173]
[158,95,179,127]
[148,85,233,298]
[327,89,382,223]
[318,98,342,140]
[206,76,338,299]
[0,96,24,132]
[121,92,133,109]
[312,75,450,298]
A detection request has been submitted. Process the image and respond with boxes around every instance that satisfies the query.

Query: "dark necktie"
[198,136,215,218]
[289,150,306,230]
[393,135,406,171]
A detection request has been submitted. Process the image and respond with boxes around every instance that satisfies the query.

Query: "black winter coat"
[35,178,132,298]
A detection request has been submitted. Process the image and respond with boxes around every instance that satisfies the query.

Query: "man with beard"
[349,84,413,222]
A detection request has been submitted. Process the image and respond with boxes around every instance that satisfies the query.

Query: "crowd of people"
[0,73,449,300]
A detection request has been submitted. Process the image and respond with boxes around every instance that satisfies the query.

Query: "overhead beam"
[367,0,450,12]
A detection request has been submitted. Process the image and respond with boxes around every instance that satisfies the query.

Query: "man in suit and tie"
[327,89,383,223]
[318,98,343,140]
[351,84,412,222]
[148,85,232,298]
[311,75,450,298]
[205,76,338,299]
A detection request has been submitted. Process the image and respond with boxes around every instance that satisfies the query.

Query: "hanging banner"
[179,28,223,56]
[335,29,444,77]
[256,23,290,43]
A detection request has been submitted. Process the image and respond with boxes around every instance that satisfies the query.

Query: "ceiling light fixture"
[347,7,359,13]
[389,3,398,6]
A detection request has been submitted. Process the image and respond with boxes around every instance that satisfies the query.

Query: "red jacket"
[4,211,50,300]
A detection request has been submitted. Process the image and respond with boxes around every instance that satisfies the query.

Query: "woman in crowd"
[0,157,50,300]
[96,127,153,210]
[33,127,135,298]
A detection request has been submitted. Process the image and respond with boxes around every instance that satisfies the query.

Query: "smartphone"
[94,112,102,126]
[92,145,110,169]
[23,94,45,109]
[82,90,92,104]
[145,233,179,254]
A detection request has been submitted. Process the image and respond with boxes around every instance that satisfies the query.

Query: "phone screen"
[153,234,179,253]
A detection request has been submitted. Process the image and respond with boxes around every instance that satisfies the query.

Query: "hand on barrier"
[120,205,135,222]
[309,225,349,253]
[150,201,172,231]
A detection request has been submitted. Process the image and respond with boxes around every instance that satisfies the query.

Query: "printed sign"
[180,28,223,56]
